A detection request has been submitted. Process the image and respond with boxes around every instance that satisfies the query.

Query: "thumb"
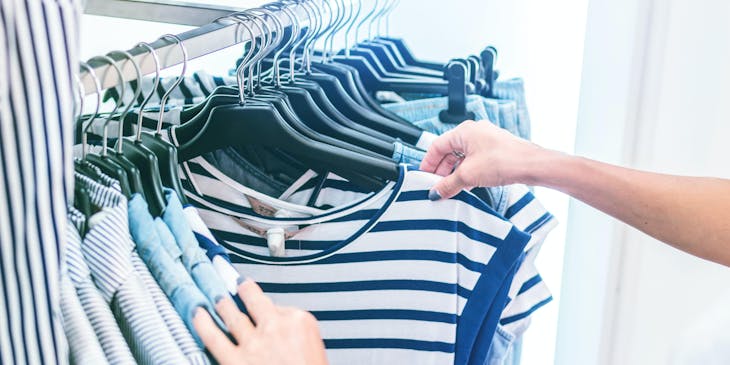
[429,170,467,201]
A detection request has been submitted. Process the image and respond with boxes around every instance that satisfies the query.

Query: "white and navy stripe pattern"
[75,174,188,364]
[66,210,137,365]
[182,152,557,334]
[0,0,83,363]
[59,274,108,365]
[130,253,211,365]
[183,205,246,309]
[76,161,210,364]
[180,163,531,365]
[497,185,557,335]
[271,172,558,338]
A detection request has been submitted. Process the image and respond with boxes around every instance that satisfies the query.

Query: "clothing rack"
[80,1,313,95]
[84,0,244,26]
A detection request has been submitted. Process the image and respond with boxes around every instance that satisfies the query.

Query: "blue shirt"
[128,194,223,346]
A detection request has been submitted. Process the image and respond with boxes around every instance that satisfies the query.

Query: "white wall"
[611,0,730,363]
[560,0,730,364]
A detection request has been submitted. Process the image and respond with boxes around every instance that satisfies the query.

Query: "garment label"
[246,195,280,217]
[266,228,287,257]
[235,219,301,258]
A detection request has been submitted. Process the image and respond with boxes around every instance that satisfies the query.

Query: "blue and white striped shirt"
[0,0,82,363]
[179,152,556,340]
[75,174,188,364]
[66,209,137,364]
[72,163,209,364]
[180,162,532,365]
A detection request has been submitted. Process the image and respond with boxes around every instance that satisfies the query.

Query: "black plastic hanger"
[310,62,415,125]
[178,103,398,188]
[73,182,92,225]
[377,36,444,71]
[115,41,171,217]
[238,9,402,158]
[178,12,387,163]
[178,10,397,189]
[95,51,151,198]
[283,2,424,143]
[480,47,497,98]
[133,37,191,205]
[439,61,476,124]
[77,61,136,197]
[297,65,423,144]
[353,0,442,77]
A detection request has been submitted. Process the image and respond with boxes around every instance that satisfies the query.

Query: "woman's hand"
[420,120,550,200]
[193,279,328,365]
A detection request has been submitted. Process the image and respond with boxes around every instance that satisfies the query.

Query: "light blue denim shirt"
[128,194,221,346]
[392,140,427,166]
[161,189,231,311]
[386,78,532,141]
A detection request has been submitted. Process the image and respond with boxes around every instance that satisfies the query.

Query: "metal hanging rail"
[80,1,311,95]
[83,0,245,27]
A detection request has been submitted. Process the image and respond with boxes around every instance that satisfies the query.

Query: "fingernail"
[428,189,442,201]
[237,276,246,286]
[214,295,224,305]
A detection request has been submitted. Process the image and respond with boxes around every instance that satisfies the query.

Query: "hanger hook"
[106,50,144,154]
[215,13,256,103]
[156,34,188,135]
[383,0,400,37]
[309,0,334,64]
[368,0,388,41]
[299,0,323,74]
[248,8,285,86]
[377,0,396,39]
[228,10,269,101]
[325,0,347,62]
[78,62,103,159]
[343,0,362,56]
[232,11,271,96]
[314,0,339,66]
[263,2,299,86]
[86,55,126,157]
[287,0,315,82]
[356,0,379,44]
[134,42,162,142]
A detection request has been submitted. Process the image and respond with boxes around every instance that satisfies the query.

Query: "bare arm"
[421,121,730,267]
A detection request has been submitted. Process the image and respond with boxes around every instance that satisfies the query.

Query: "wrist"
[518,146,574,187]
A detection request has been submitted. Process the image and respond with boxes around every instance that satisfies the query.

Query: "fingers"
[429,168,467,201]
[216,297,254,343]
[433,153,462,177]
[193,307,236,358]
[238,279,277,325]
[420,126,465,173]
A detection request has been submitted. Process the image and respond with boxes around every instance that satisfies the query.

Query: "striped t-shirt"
[181,154,557,340]
[276,170,557,339]
[180,160,532,365]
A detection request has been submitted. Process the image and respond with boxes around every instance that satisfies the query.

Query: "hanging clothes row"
[62,1,558,365]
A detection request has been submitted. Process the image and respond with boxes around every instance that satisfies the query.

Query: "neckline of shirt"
[168,125,400,224]
[168,126,414,264]
[203,165,407,264]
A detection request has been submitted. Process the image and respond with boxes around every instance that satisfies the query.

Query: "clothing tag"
[266,228,287,257]
[235,219,301,258]
[246,195,280,217]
